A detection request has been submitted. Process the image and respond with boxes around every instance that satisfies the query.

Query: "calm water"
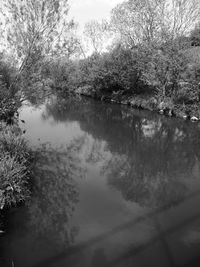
[1,96,200,267]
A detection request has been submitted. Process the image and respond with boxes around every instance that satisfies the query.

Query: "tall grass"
[0,122,31,209]
[0,154,30,208]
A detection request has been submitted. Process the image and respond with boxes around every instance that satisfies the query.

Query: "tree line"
[0,0,200,116]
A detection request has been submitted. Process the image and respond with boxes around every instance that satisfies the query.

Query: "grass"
[0,122,32,210]
[0,154,30,208]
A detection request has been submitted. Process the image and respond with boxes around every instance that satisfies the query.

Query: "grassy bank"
[0,105,33,231]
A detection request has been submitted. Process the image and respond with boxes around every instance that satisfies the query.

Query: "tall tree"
[1,0,78,92]
[111,0,200,48]
[110,0,200,97]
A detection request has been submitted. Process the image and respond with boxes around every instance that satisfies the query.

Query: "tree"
[140,44,188,97]
[111,0,162,48]
[83,19,111,54]
[160,0,200,41]
[110,0,200,98]
[190,22,200,46]
[1,0,78,93]
[110,0,200,48]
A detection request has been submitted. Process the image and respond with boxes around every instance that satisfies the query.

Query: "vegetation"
[0,0,80,101]
[0,122,32,210]
[0,0,199,119]
[18,0,198,119]
[0,0,77,222]
[0,51,31,211]
[1,2,200,261]
[0,0,200,229]
[0,44,32,232]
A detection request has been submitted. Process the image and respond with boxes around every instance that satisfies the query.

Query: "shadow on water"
[28,141,85,246]
[24,191,200,267]
[0,139,85,267]
[2,95,200,267]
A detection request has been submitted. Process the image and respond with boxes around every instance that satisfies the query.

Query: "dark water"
[1,96,200,267]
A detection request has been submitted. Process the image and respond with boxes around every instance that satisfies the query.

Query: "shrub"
[141,43,188,98]
[174,83,200,105]
[76,46,146,95]
[41,59,80,93]
[0,123,31,209]
[0,53,17,98]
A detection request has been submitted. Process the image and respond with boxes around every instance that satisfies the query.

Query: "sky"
[68,0,124,29]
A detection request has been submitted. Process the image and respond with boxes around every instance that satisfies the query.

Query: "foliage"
[42,58,80,93]
[0,0,200,117]
[190,23,200,46]
[45,40,198,108]
[110,0,162,47]
[183,47,200,84]
[110,0,200,48]
[174,46,200,105]
[70,46,148,95]
[174,83,200,105]
[1,0,78,93]
[84,20,111,54]
[140,42,189,97]
[0,53,18,98]
[0,123,32,209]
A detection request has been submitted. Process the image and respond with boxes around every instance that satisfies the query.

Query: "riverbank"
[0,102,33,232]
[75,85,200,122]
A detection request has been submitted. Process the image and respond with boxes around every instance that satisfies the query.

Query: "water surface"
[1,96,200,267]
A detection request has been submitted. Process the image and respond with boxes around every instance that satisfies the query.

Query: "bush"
[0,53,17,98]
[41,59,80,93]
[141,43,188,98]
[75,46,148,95]
[174,83,200,105]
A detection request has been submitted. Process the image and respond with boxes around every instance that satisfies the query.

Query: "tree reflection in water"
[43,96,200,210]
[104,155,188,208]
[28,140,85,250]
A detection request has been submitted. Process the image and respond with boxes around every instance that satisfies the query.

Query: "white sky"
[68,0,124,28]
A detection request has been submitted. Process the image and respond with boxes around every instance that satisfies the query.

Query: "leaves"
[1,0,78,92]
[84,19,112,54]
[110,0,200,48]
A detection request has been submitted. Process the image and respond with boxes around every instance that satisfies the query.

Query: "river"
[1,96,200,267]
